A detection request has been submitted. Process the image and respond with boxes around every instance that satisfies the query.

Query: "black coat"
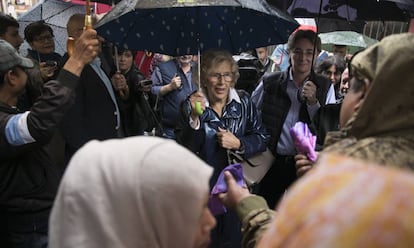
[60,62,120,163]
[0,71,78,232]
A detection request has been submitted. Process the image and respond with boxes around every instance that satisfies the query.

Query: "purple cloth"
[290,122,318,162]
[209,163,245,216]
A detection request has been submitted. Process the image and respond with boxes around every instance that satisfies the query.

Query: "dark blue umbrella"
[95,0,299,56]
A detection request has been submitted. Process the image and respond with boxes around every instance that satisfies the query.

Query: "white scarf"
[49,136,213,248]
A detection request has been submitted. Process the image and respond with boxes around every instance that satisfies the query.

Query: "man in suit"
[60,14,123,163]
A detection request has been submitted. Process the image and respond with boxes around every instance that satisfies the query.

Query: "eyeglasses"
[291,49,314,57]
[208,72,233,82]
[34,35,54,42]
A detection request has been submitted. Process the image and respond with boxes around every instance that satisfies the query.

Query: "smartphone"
[139,79,153,87]
[45,60,57,67]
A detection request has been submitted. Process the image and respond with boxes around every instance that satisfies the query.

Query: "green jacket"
[236,195,274,248]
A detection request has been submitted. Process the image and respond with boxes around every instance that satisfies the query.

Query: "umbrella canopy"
[269,0,414,22]
[95,0,299,56]
[18,0,85,55]
[319,31,378,48]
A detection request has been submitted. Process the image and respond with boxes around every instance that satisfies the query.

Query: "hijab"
[348,33,414,139]
[323,33,414,169]
[257,153,414,247]
[49,136,213,248]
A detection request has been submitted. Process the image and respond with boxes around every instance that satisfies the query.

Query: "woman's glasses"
[208,72,233,82]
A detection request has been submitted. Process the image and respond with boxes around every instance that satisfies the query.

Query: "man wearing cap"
[0,29,99,247]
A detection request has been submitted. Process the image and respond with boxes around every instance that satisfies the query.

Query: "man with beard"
[151,55,197,139]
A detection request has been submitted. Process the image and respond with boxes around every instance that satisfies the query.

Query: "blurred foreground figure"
[49,136,216,248]
[258,154,414,247]
[296,32,414,177]
[220,153,414,248]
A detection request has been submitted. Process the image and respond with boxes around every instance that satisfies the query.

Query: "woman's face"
[340,68,349,95]
[339,77,365,128]
[117,50,134,73]
[29,30,55,55]
[205,61,234,104]
[193,194,216,248]
[290,38,317,75]
[322,65,341,85]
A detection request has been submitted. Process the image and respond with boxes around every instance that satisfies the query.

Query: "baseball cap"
[0,39,34,74]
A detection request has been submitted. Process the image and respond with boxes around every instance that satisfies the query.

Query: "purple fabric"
[290,122,318,162]
[209,163,245,216]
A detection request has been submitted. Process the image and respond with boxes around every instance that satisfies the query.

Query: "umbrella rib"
[43,6,80,22]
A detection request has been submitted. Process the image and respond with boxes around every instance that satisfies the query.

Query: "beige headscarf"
[49,136,213,248]
[348,33,414,139]
[257,153,414,247]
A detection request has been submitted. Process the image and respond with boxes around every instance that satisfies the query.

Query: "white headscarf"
[49,136,213,248]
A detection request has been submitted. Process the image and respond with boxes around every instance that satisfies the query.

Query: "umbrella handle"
[67,3,93,57]
[195,101,203,116]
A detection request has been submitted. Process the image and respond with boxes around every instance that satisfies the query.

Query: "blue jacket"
[151,60,197,127]
[177,89,268,186]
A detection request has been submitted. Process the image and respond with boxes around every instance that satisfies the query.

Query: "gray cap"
[0,39,34,74]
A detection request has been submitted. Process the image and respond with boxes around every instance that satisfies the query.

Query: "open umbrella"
[18,0,85,55]
[18,0,110,56]
[319,31,378,53]
[95,0,299,56]
[269,0,414,22]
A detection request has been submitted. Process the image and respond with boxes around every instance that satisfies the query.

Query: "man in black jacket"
[60,14,123,163]
[0,29,99,248]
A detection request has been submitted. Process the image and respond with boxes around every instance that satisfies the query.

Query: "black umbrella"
[95,0,299,56]
[268,0,414,22]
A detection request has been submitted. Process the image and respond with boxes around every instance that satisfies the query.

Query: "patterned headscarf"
[257,153,414,247]
[348,33,414,139]
[322,33,414,169]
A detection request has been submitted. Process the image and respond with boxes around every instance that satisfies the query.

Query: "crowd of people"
[1,11,414,248]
